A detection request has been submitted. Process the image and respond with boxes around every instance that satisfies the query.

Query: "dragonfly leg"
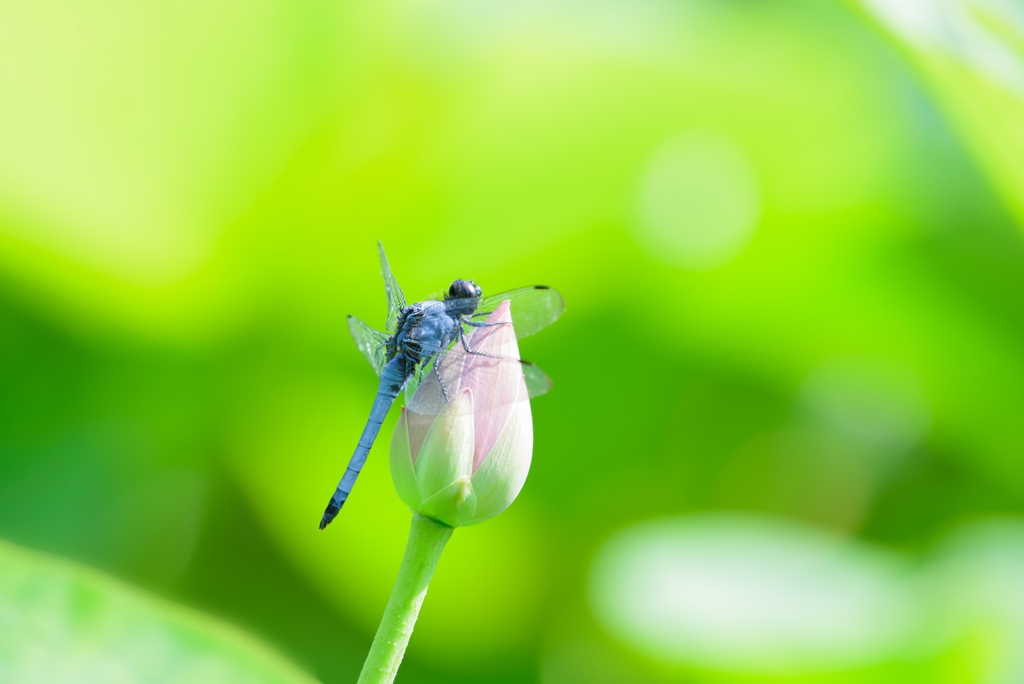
[464,319,511,328]
[434,362,451,402]
[459,327,501,359]
[427,351,452,402]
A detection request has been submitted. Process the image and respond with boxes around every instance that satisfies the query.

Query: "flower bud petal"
[417,475,477,527]
[461,301,521,472]
[389,407,422,510]
[413,387,475,501]
[468,391,533,524]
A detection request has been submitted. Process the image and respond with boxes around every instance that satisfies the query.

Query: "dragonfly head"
[447,279,482,301]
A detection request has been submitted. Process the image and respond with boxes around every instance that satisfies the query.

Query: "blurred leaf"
[0,539,318,684]
[589,514,923,675]
[587,514,1024,683]
[853,0,1024,228]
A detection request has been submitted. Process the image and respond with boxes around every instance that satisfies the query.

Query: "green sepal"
[417,476,477,528]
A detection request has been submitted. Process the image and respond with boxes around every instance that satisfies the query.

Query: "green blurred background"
[4,0,1024,682]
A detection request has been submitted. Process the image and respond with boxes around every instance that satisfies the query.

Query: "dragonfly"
[319,242,565,529]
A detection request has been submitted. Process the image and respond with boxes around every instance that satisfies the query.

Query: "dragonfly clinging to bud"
[319,242,564,530]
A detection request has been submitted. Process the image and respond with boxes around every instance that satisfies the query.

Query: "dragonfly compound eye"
[448,279,478,299]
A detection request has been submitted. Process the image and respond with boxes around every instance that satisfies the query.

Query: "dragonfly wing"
[403,354,437,408]
[347,315,388,377]
[472,286,565,339]
[522,361,552,399]
[405,348,461,415]
[378,241,407,334]
[405,333,550,417]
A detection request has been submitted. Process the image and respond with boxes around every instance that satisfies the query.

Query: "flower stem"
[357,514,454,684]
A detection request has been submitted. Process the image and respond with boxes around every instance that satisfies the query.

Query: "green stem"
[357,514,454,684]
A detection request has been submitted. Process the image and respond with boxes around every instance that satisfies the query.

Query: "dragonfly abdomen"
[319,354,411,529]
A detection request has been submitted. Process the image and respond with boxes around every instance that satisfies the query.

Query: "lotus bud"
[390,301,533,527]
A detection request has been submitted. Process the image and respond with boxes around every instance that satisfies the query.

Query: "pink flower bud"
[390,301,533,527]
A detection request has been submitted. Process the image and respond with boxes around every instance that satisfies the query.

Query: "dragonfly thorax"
[388,301,461,365]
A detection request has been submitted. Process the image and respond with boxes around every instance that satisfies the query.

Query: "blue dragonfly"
[320,242,564,529]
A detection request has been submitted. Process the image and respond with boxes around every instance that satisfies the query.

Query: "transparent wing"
[347,315,388,377]
[403,355,434,406]
[378,241,407,334]
[522,362,553,398]
[406,336,552,417]
[470,286,565,339]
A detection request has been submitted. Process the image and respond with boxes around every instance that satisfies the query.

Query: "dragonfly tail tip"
[319,502,342,530]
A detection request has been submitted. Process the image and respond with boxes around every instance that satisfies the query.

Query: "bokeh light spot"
[589,514,918,674]
[633,130,761,270]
